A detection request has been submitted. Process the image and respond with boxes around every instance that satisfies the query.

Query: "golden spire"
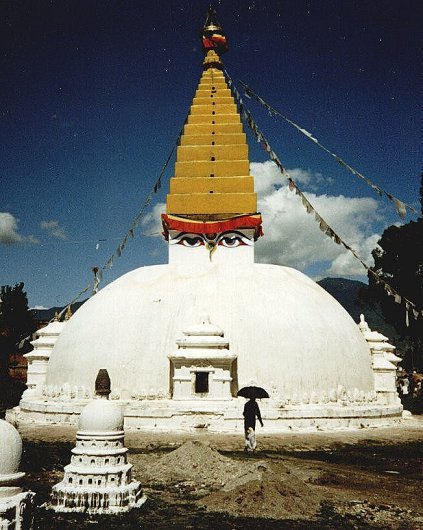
[163,8,260,235]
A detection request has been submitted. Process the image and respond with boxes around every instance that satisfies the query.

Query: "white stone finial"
[182,316,224,338]
[200,313,211,325]
[358,314,370,332]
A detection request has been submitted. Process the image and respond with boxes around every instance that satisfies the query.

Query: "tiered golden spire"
[164,8,259,226]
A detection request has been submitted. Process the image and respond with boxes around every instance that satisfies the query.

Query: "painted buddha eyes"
[219,234,246,247]
[180,236,204,247]
[176,232,249,248]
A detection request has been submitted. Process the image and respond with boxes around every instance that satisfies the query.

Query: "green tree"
[368,176,423,370]
[0,282,36,408]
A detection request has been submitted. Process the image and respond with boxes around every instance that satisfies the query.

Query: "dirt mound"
[142,441,325,519]
[142,440,243,489]
[199,461,324,520]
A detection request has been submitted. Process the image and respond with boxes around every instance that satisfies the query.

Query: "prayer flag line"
[225,71,422,322]
[238,80,417,219]
[55,117,188,321]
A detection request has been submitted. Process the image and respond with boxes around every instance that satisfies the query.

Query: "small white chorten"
[49,370,145,514]
[169,315,237,400]
[0,419,34,529]
[359,314,402,406]
[23,315,66,399]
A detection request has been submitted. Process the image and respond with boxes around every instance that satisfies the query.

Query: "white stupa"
[0,419,34,529]
[49,370,145,514]
[12,8,402,432]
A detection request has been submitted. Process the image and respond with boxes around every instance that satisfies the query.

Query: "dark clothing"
[243,399,263,433]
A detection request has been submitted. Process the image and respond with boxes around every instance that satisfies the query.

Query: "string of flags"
[55,117,188,321]
[238,80,417,220]
[225,70,422,322]
[53,73,420,325]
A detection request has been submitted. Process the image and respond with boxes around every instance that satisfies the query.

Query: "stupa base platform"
[47,483,146,514]
[8,397,403,433]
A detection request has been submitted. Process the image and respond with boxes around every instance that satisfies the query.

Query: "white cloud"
[252,162,382,278]
[40,220,67,240]
[141,202,166,235]
[0,212,22,244]
[139,164,383,280]
[251,161,334,195]
[0,212,39,245]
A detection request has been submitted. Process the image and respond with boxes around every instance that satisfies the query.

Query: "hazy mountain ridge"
[317,277,397,340]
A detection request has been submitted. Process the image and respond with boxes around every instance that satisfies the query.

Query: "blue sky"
[1,0,421,308]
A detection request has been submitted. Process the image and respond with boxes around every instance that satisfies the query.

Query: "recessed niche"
[195,372,209,393]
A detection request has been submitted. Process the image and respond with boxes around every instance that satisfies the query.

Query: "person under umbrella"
[237,386,268,452]
[243,398,263,452]
[243,398,263,451]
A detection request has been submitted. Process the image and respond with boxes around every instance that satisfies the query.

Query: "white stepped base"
[8,397,403,433]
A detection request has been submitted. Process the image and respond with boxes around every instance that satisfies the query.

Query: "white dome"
[78,399,124,432]
[0,419,22,476]
[46,262,373,401]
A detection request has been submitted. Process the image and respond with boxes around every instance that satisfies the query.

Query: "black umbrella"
[237,386,269,399]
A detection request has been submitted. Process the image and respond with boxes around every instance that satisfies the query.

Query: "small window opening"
[211,131,215,135]
[211,141,215,145]
[98,479,101,485]
[212,120,215,124]
[88,478,93,485]
[210,173,214,177]
[212,102,216,105]
[195,372,209,394]
[79,479,83,485]
[212,111,215,115]
[211,156,215,161]
[209,191,213,194]
[91,459,95,464]
[69,477,73,484]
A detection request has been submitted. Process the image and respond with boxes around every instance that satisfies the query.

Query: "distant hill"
[31,300,86,324]
[317,277,397,340]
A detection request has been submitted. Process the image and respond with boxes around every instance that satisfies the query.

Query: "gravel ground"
[17,416,423,529]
